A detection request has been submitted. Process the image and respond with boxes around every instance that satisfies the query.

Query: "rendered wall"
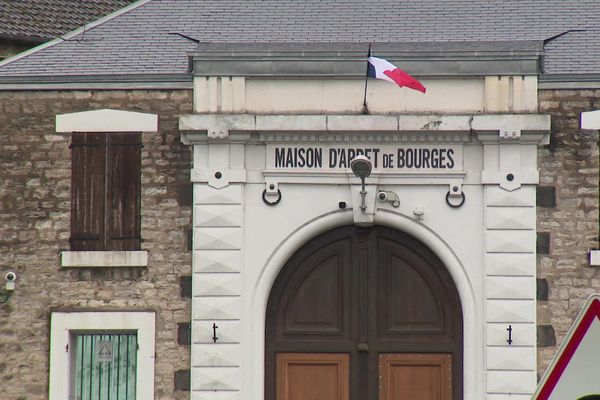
[193,76,538,114]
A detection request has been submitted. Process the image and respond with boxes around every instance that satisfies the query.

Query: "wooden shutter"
[105,133,141,251]
[70,133,106,251]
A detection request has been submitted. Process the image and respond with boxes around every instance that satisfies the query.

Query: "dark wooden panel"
[269,232,352,341]
[379,353,451,400]
[378,243,443,336]
[105,133,141,251]
[376,234,461,341]
[285,254,343,334]
[277,353,349,400]
[70,132,105,251]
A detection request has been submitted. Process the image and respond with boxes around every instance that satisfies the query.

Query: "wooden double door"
[266,226,462,400]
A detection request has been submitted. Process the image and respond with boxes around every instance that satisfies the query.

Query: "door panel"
[277,353,349,400]
[266,226,463,400]
[285,254,344,334]
[379,353,452,400]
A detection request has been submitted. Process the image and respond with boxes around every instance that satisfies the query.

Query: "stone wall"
[537,89,600,377]
[0,90,193,400]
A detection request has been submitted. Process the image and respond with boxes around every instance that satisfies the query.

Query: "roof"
[0,0,599,82]
[0,0,133,42]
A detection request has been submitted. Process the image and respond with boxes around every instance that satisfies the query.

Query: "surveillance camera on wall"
[4,271,16,291]
[377,190,400,208]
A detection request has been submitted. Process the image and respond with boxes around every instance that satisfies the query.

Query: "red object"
[535,298,600,399]
[383,69,426,93]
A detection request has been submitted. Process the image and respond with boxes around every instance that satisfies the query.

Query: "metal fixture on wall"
[377,190,400,208]
[446,184,466,208]
[212,323,219,343]
[0,271,16,303]
[263,183,282,206]
[350,155,372,214]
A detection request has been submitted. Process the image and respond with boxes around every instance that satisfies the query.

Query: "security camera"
[4,271,16,292]
[377,190,400,208]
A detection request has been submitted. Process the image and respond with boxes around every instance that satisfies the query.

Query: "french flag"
[367,56,426,93]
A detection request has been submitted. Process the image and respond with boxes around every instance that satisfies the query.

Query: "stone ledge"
[60,251,148,267]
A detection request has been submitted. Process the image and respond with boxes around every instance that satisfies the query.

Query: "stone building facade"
[0,90,194,399]
[0,1,600,400]
[536,89,600,374]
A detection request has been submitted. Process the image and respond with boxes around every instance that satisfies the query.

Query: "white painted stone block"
[486,300,535,323]
[194,250,242,273]
[473,114,550,133]
[60,250,148,267]
[194,184,242,205]
[590,249,600,266]
[486,276,535,299]
[192,367,241,391]
[486,346,536,370]
[194,228,242,250]
[194,205,242,227]
[194,273,242,297]
[486,230,535,253]
[326,115,398,131]
[486,186,535,207]
[486,370,537,394]
[56,109,158,132]
[192,344,241,367]
[486,253,535,276]
[581,109,600,129]
[487,323,535,346]
[192,392,240,400]
[255,114,327,131]
[192,321,241,344]
[486,394,532,400]
[193,297,241,320]
[486,207,535,230]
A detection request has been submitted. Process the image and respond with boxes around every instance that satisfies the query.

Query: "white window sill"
[590,250,600,266]
[60,251,148,267]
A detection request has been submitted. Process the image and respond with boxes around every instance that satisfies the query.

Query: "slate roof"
[0,0,133,42]
[1,0,599,78]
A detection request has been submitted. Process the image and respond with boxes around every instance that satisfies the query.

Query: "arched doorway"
[265,225,463,400]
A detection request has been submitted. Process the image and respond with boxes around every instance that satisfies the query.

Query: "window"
[72,332,138,399]
[70,132,142,251]
[57,109,157,267]
[49,311,155,400]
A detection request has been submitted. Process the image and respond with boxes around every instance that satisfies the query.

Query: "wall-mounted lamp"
[350,155,372,214]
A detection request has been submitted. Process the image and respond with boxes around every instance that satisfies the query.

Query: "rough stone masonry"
[0,89,193,400]
[537,89,600,378]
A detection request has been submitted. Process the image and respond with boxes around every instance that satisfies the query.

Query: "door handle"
[357,342,369,352]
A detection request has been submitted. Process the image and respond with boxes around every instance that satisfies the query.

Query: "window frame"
[56,109,157,268]
[49,311,156,400]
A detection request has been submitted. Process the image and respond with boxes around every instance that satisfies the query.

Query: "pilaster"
[190,141,245,399]
[477,124,549,398]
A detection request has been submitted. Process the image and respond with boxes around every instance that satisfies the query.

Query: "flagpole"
[362,43,371,114]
